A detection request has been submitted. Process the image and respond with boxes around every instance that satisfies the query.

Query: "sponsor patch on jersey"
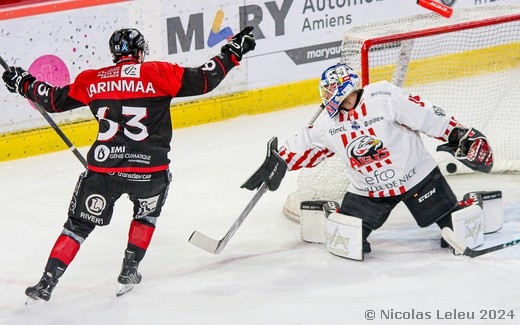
[364,116,384,127]
[98,67,120,79]
[136,195,160,218]
[85,194,107,216]
[370,91,391,97]
[432,105,446,117]
[93,145,111,162]
[121,64,141,78]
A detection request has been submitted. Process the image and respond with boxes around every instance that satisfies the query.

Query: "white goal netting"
[283,4,520,221]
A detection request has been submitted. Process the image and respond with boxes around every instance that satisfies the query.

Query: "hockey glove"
[2,66,36,98]
[221,26,256,62]
[437,126,493,173]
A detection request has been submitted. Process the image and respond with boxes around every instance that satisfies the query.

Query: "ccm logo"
[418,188,436,203]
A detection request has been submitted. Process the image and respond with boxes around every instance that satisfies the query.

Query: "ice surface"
[1,105,519,325]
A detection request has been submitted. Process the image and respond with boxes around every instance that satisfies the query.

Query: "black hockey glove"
[2,66,36,98]
[437,126,493,173]
[221,26,256,62]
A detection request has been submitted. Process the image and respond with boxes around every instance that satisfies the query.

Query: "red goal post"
[283,4,520,221]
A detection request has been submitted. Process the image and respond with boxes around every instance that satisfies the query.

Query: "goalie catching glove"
[437,126,493,173]
[241,137,287,192]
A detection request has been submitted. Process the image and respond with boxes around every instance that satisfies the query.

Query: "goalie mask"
[319,63,361,118]
[109,28,150,63]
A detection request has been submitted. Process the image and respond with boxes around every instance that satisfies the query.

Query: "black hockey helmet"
[109,28,149,63]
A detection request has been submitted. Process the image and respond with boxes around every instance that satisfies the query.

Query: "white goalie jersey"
[279,80,460,198]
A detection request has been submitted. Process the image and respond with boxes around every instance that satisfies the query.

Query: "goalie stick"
[188,182,268,254]
[308,104,325,125]
[0,55,87,168]
[189,136,286,254]
[441,227,520,257]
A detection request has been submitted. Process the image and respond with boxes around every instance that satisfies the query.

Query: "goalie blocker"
[241,137,287,192]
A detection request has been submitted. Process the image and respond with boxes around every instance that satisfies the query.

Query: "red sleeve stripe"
[214,56,229,77]
[292,148,314,169]
[306,149,327,168]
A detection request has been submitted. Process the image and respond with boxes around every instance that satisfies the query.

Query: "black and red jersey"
[25,53,238,173]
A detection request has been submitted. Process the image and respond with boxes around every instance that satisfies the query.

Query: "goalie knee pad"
[300,201,339,243]
[325,213,364,261]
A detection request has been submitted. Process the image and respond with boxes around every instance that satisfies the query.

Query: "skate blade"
[25,296,47,306]
[116,283,135,297]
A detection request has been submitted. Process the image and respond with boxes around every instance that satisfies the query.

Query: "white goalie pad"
[300,201,326,243]
[300,201,339,244]
[464,191,503,234]
[451,204,484,249]
[325,213,363,261]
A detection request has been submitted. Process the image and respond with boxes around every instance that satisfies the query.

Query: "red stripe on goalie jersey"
[346,103,367,121]
[368,185,406,198]
[437,117,459,141]
[280,146,334,171]
[290,148,331,170]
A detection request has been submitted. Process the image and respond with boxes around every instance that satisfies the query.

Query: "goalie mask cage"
[283,4,520,221]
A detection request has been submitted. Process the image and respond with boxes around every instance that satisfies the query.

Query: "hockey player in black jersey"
[2,26,256,302]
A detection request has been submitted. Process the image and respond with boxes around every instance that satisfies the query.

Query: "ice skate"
[25,272,58,304]
[116,249,142,297]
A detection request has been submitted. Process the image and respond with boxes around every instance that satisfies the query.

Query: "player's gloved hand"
[241,137,287,192]
[221,26,256,62]
[456,127,493,171]
[437,126,493,173]
[2,67,35,98]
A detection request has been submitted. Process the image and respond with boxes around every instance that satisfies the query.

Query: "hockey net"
[283,4,520,222]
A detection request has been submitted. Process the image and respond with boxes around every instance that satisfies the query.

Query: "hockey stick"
[308,104,324,125]
[0,55,87,168]
[441,227,520,257]
[189,137,285,254]
[188,182,268,254]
